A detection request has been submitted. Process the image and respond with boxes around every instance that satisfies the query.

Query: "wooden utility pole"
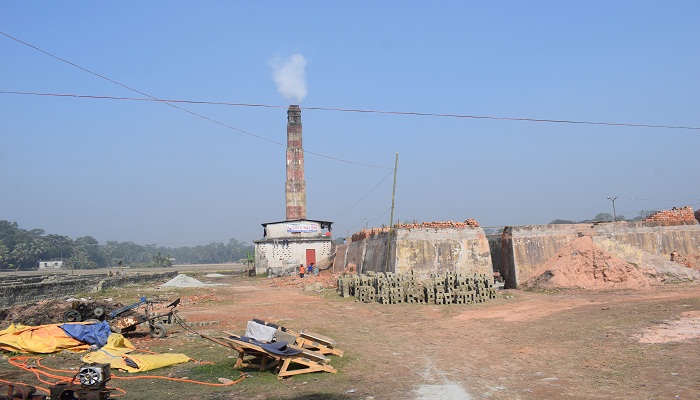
[384,152,399,272]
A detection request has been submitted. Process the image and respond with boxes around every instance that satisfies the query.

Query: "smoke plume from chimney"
[271,54,308,103]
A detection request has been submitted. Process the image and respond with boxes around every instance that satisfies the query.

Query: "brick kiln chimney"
[285,105,306,220]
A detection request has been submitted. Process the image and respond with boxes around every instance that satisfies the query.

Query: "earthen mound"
[0,299,121,328]
[523,236,654,291]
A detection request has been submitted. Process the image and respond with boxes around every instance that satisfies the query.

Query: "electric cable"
[4,31,699,242]
[2,90,699,131]
[0,32,391,170]
[344,206,393,233]
[367,208,392,222]
[330,168,395,220]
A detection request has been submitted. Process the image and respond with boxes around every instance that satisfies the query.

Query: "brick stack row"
[350,219,481,242]
[337,271,497,305]
[393,219,480,229]
[644,206,695,222]
[351,227,391,242]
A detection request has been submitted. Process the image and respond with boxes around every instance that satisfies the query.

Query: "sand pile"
[161,274,221,288]
[523,236,654,291]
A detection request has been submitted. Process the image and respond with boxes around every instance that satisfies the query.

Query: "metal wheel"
[78,366,101,386]
[63,310,82,323]
[149,322,167,338]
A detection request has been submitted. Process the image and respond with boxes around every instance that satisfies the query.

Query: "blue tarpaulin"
[60,321,111,347]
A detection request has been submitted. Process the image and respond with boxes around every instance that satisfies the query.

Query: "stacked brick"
[337,270,497,305]
[350,219,480,242]
[643,206,696,223]
[393,219,480,229]
[351,227,391,242]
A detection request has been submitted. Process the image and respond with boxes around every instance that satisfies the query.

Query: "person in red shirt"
[299,264,305,278]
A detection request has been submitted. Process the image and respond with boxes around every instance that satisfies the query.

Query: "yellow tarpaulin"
[82,333,190,372]
[0,323,89,353]
[0,324,190,372]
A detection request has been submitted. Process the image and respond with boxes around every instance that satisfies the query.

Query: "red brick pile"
[181,293,221,306]
[350,219,480,242]
[643,206,696,223]
[351,227,391,241]
[670,251,692,268]
[269,269,338,289]
[394,219,480,229]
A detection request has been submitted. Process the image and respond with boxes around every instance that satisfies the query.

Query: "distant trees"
[0,220,253,270]
[167,239,250,265]
[68,247,98,270]
[549,211,655,224]
[145,252,173,269]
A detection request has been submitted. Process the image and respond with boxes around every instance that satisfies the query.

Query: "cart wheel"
[63,310,82,323]
[149,322,167,338]
[93,307,104,318]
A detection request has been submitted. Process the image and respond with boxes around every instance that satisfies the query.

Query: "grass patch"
[186,361,242,381]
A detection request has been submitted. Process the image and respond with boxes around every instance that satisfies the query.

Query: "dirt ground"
[2,270,700,400]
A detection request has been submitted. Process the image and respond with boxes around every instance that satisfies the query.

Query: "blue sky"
[1,2,699,246]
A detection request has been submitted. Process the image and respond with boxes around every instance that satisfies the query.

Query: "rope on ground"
[4,352,247,397]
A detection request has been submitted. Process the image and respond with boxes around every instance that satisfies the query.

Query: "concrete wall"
[487,233,504,278]
[394,227,492,277]
[331,244,349,273]
[337,221,700,290]
[256,238,333,275]
[503,220,700,288]
[336,227,493,278]
[0,271,178,308]
[361,233,392,274]
[594,221,700,256]
[345,239,367,272]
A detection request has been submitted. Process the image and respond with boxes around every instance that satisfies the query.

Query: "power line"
[331,169,396,219]
[0,90,287,110]
[345,207,393,231]
[2,90,700,132]
[0,32,390,170]
[367,207,392,222]
[1,31,400,234]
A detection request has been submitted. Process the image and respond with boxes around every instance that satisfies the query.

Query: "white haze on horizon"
[270,54,308,103]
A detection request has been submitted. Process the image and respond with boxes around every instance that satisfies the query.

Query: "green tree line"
[548,211,654,225]
[0,220,254,270]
